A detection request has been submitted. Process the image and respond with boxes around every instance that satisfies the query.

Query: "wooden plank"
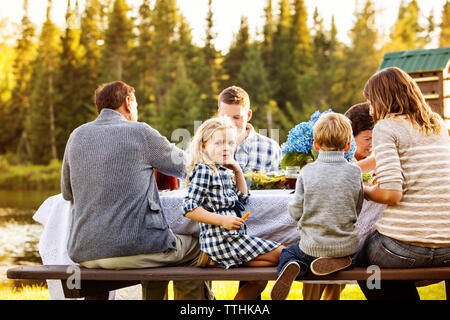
[413,76,440,82]
[7,265,450,282]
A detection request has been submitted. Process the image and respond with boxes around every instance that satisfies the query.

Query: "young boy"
[271,112,364,300]
[217,86,281,173]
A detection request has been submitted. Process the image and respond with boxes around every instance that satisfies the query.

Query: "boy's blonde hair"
[364,67,443,136]
[187,116,236,175]
[313,112,352,151]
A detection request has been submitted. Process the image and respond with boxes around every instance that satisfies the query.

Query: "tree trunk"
[48,74,58,160]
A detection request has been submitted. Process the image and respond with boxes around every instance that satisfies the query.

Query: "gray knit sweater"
[288,151,364,258]
[61,109,186,263]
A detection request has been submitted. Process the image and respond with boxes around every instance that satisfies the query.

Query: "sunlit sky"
[0,0,447,52]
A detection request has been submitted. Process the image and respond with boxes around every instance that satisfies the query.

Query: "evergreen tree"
[440,0,450,47]
[55,0,87,157]
[132,0,154,105]
[272,0,297,111]
[150,0,180,116]
[80,0,105,87]
[341,0,381,111]
[262,0,275,78]
[78,0,103,119]
[200,0,221,120]
[291,0,311,68]
[236,44,272,133]
[291,0,312,113]
[387,0,426,51]
[100,0,133,82]
[309,8,332,107]
[175,14,206,125]
[222,16,250,87]
[161,59,201,139]
[27,0,61,164]
[3,0,35,159]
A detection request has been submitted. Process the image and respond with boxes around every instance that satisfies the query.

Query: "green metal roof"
[379,47,450,72]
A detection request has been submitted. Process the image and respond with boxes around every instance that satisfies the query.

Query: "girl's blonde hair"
[364,67,443,136]
[186,116,236,175]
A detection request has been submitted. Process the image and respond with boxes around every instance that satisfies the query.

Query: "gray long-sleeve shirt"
[288,151,364,258]
[61,108,186,263]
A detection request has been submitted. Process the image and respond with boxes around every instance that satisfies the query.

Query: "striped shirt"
[372,117,450,247]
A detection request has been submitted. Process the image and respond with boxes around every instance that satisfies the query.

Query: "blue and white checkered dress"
[182,164,280,269]
[235,125,282,173]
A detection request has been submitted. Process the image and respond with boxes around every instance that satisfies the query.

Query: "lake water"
[0,189,60,286]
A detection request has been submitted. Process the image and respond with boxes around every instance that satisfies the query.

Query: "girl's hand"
[222,159,241,173]
[220,215,244,230]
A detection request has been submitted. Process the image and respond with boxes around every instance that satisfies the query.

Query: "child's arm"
[288,174,305,221]
[223,160,247,195]
[185,207,244,230]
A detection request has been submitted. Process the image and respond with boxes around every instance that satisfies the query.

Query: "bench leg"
[446,280,449,301]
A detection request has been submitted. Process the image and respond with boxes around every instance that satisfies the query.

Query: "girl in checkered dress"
[182,117,283,299]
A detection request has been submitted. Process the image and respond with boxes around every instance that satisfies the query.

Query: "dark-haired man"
[61,81,212,300]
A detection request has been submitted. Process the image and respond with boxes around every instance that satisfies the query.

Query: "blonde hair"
[364,67,443,136]
[187,116,236,176]
[313,112,352,151]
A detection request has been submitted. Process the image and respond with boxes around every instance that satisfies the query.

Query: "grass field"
[0,281,446,300]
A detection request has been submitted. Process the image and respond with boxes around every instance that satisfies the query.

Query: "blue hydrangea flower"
[344,135,357,163]
[281,121,314,155]
[282,108,356,163]
[309,108,332,125]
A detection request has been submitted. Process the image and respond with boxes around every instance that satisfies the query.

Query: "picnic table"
[21,189,385,299]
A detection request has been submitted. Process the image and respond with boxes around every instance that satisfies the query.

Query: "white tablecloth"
[160,189,385,246]
[32,189,385,299]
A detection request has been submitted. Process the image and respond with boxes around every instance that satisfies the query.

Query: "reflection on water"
[0,190,59,287]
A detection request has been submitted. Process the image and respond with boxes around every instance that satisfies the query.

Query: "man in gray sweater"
[61,81,212,300]
[271,113,364,300]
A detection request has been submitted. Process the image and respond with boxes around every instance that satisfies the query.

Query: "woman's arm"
[185,207,244,230]
[364,184,402,206]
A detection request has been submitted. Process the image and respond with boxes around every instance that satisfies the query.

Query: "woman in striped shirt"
[358,67,450,300]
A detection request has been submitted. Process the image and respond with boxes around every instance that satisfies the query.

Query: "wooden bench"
[7,265,450,300]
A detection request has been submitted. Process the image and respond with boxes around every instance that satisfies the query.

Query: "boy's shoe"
[270,261,300,300]
[310,256,352,276]
[196,251,220,267]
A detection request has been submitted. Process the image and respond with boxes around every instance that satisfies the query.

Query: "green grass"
[0,157,61,190]
[0,283,50,300]
[205,281,446,300]
[0,281,446,300]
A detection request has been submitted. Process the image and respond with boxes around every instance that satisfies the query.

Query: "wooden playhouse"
[379,47,450,130]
